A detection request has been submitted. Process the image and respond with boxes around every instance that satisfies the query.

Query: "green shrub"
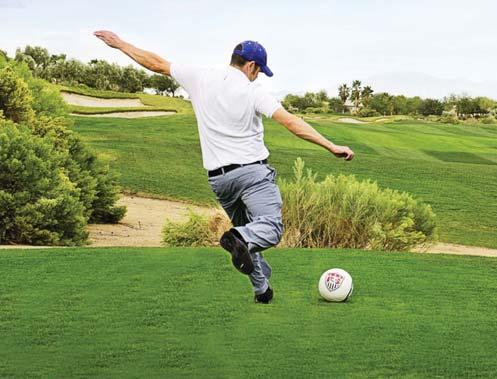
[278,159,437,251]
[480,115,496,124]
[438,112,460,124]
[302,107,324,114]
[0,54,126,245]
[162,210,228,247]
[29,78,68,117]
[0,66,34,123]
[357,107,380,117]
[0,120,87,245]
[29,116,126,223]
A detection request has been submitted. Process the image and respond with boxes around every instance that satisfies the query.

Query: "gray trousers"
[208,163,284,295]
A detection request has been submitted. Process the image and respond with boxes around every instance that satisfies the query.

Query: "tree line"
[11,45,179,96]
[283,80,497,120]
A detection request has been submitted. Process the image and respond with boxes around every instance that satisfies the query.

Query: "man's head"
[230,41,273,82]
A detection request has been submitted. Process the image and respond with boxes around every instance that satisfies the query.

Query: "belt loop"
[221,167,225,175]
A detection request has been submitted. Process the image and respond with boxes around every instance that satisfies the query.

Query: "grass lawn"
[1,247,496,378]
[71,113,497,248]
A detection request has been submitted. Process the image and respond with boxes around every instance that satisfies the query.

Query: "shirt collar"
[228,65,249,82]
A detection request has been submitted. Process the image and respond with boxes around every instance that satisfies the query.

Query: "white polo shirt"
[170,64,282,171]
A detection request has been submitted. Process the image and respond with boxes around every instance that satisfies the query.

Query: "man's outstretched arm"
[94,30,171,75]
[272,108,354,161]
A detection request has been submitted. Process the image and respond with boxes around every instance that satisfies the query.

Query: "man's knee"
[271,218,284,245]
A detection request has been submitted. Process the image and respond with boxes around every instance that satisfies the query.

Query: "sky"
[1,0,497,99]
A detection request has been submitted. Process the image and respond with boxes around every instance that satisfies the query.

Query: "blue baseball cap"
[233,40,273,77]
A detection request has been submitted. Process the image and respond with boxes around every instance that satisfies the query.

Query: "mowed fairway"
[72,114,497,248]
[1,248,497,377]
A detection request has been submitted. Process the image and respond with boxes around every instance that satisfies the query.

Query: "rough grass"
[1,247,497,378]
[278,158,437,251]
[71,113,497,248]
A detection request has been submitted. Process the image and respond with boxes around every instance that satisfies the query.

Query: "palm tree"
[338,84,350,113]
[361,86,374,108]
[350,80,362,111]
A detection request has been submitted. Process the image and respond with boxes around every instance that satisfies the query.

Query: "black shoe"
[220,230,254,275]
[254,286,273,304]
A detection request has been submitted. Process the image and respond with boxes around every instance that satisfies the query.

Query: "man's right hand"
[331,145,354,161]
[94,30,125,49]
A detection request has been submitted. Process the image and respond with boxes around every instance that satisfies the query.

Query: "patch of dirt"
[61,92,145,107]
[414,243,497,258]
[70,111,175,118]
[87,195,218,247]
[337,118,367,124]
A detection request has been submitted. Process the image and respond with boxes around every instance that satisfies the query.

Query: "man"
[94,31,354,304]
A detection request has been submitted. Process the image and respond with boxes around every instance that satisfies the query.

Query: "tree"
[86,59,122,91]
[369,92,393,115]
[476,97,496,114]
[361,86,374,108]
[120,65,143,93]
[15,46,50,77]
[147,74,180,96]
[63,59,87,85]
[418,98,444,116]
[455,97,488,118]
[338,84,350,113]
[392,95,408,115]
[350,80,362,111]
[316,89,328,103]
[406,96,422,115]
[328,97,345,113]
[386,94,395,115]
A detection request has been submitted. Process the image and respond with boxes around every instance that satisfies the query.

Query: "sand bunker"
[87,195,217,247]
[71,111,175,118]
[61,92,145,107]
[337,118,367,124]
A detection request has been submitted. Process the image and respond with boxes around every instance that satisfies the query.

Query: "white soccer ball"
[318,268,353,302]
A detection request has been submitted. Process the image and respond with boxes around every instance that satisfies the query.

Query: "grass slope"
[71,114,497,248]
[1,247,496,378]
[60,85,194,115]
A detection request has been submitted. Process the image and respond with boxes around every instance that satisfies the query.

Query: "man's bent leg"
[233,167,284,254]
[249,253,270,295]
[258,253,272,279]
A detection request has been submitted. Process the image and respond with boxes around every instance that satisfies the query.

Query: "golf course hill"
[60,85,193,117]
[61,87,497,250]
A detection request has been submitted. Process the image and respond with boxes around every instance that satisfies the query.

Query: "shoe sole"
[220,232,254,275]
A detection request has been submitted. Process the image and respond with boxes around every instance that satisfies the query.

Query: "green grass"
[71,113,497,248]
[1,247,496,378]
[59,85,140,99]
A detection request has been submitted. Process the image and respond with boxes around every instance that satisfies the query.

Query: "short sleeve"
[253,85,282,118]
[170,63,200,96]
